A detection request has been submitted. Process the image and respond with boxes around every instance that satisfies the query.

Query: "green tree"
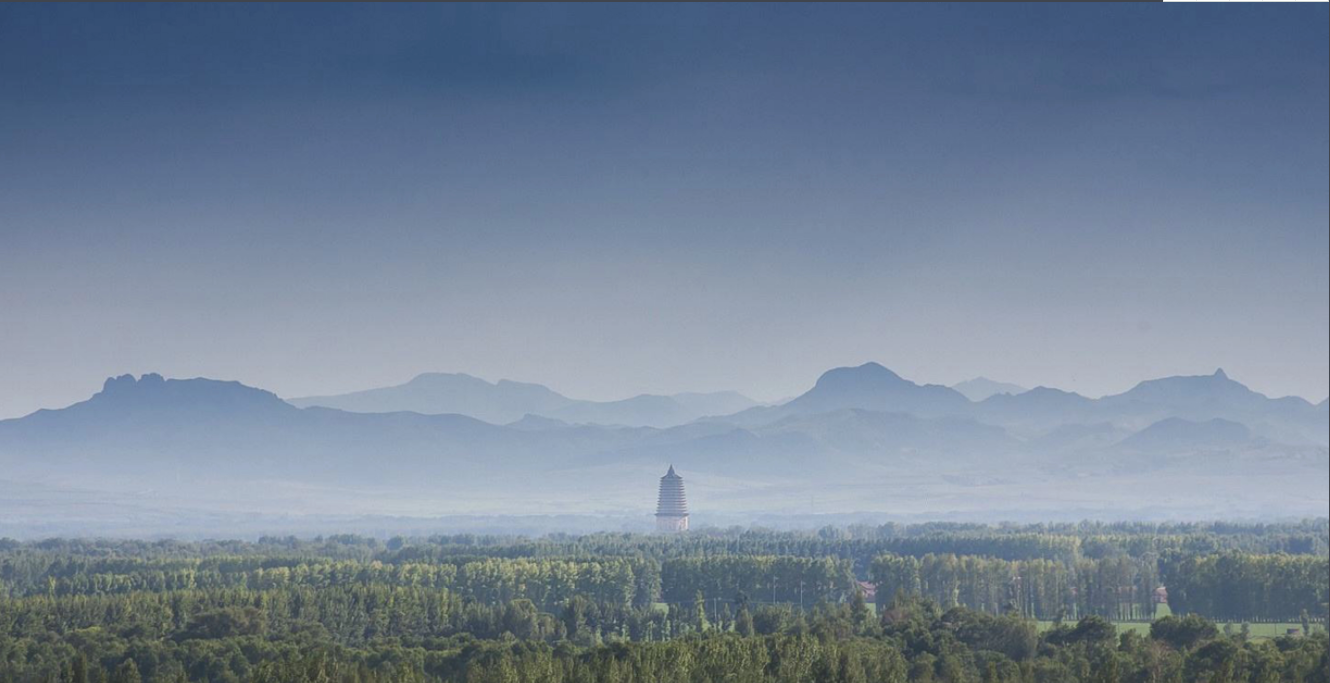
[1151,614,1219,650]
[735,604,754,637]
[110,660,141,683]
[694,590,709,631]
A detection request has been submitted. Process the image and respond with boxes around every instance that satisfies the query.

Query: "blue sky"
[1,3,1327,417]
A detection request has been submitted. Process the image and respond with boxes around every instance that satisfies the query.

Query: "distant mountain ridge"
[287,373,573,424]
[12,373,298,435]
[288,365,1325,443]
[1,364,1325,531]
[289,373,759,427]
[720,362,973,426]
[1103,369,1266,412]
[970,369,1326,445]
[1096,369,1325,444]
[952,377,1028,402]
[1116,417,1253,451]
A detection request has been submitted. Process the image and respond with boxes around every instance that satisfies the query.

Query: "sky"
[1,3,1327,419]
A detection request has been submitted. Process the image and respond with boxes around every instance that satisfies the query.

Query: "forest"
[0,522,1326,682]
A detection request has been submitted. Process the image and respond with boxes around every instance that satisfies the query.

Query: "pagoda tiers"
[655,465,689,532]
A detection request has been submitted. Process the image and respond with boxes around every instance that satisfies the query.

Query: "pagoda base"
[655,515,689,533]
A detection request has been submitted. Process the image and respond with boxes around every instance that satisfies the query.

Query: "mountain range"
[289,372,758,427]
[1,363,1325,534]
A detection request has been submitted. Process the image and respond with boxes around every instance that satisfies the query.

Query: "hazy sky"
[2,3,1327,418]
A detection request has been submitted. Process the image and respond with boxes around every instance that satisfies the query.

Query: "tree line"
[872,551,1327,622]
[5,531,1327,624]
[1,590,1325,682]
[5,518,1324,581]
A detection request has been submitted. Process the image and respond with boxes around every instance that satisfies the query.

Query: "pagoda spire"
[655,465,689,532]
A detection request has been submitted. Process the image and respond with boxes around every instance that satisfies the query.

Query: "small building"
[856,581,877,603]
[655,465,689,532]
[1153,586,1168,605]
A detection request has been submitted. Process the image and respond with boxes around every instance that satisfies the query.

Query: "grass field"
[657,603,1320,640]
[1035,620,1316,640]
[1034,605,1321,639]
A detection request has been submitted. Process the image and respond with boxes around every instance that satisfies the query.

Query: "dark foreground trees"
[1,589,1326,682]
[1,525,1327,682]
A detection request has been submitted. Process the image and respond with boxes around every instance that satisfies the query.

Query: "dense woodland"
[1,522,1326,682]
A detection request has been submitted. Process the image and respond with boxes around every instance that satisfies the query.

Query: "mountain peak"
[83,373,293,416]
[953,377,1029,402]
[813,362,902,388]
[1114,368,1255,403]
[102,373,133,393]
[505,413,572,431]
[101,373,165,394]
[780,362,969,417]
